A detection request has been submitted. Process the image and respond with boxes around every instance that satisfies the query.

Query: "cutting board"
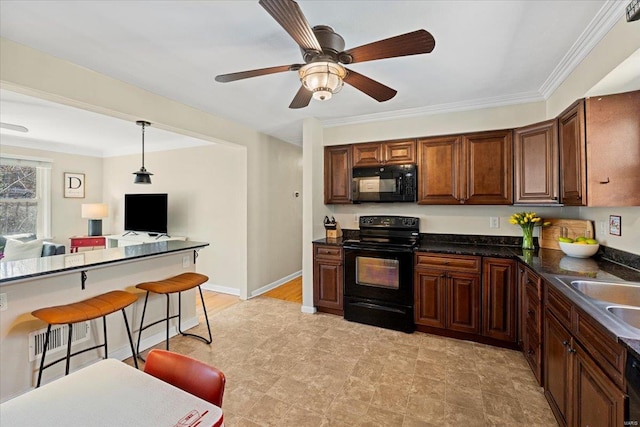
[538,218,595,250]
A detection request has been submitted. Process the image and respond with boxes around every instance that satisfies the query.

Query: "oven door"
[343,246,414,306]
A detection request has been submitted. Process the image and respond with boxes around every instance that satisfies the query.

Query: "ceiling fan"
[215,0,436,109]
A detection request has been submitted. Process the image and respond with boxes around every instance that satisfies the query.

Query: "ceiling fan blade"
[215,64,301,82]
[343,29,435,64]
[343,69,397,102]
[259,0,322,52]
[289,86,313,109]
[0,122,29,133]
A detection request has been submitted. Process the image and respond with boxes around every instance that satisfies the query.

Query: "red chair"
[143,349,225,407]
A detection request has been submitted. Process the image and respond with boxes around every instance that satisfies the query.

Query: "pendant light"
[133,120,153,184]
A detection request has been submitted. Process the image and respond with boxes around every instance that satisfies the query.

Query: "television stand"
[105,234,186,248]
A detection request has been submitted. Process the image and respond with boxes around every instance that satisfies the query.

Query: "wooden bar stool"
[31,290,138,387]
[135,272,212,361]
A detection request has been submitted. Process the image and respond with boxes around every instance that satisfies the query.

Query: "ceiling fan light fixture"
[132,120,153,184]
[299,62,346,101]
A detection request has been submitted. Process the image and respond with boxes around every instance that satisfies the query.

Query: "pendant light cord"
[140,122,146,170]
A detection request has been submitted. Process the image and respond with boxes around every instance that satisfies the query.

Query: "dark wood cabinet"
[414,253,480,334]
[585,90,640,206]
[463,130,513,205]
[558,100,587,206]
[543,283,627,427]
[417,130,512,205]
[514,120,559,204]
[416,136,463,204]
[518,264,543,385]
[312,243,343,315]
[352,139,416,167]
[324,145,352,204]
[482,258,516,343]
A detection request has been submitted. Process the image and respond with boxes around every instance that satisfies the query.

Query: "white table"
[0,359,224,427]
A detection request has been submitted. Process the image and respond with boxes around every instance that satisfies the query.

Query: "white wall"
[0,141,103,245]
[102,144,247,294]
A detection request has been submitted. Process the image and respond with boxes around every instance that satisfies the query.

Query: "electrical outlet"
[489,217,500,229]
[182,255,190,268]
[0,293,7,312]
[600,221,606,236]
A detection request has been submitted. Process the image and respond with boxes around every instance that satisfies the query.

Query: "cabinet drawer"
[523,268,542,299]
[415,253,481,272]
[524,324,542,385]
[314,244,342,260]
[525,287,541,332]
[545,284,572,328]
[573,308,625,388]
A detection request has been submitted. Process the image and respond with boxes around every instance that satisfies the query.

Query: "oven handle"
[343,245,414,254]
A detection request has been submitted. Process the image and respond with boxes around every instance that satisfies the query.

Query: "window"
[0,155,52,238]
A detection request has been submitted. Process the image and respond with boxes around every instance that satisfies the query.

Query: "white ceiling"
[0,0,633,155]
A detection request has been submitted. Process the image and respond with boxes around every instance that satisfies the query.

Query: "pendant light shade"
[133,120,153,184]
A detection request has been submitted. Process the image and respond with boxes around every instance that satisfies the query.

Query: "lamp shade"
[81,203,109,219]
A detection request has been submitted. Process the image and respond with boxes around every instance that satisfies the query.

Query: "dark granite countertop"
[312,237,345,246]
[0,240,209,285]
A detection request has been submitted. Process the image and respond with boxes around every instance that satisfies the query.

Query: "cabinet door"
[514,120,559,204]
[384,140,416,165]
[447,272,480,334]
[313,259,343,314]
[585,90,640,206]
[417,136,463,204]
[482,258,516,342]
[544,310,572,427]
[352,142,383,167]
[324,145,352,204]
[573,341,626,427]
[463,130,513,204]
[414,269,447,329]
[558,99,586,206]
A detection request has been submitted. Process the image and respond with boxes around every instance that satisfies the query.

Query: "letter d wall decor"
[64,172,85,198]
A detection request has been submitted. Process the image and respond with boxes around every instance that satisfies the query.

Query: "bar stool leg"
[135,292,150,362]
[177,287,212,344]
[121,308,138,369]
[164,293,170,351]
[65,323,73,375]
[102,316,108,359]
[36,324,52,388]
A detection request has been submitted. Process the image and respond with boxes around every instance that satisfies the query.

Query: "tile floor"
[131,296,558,427]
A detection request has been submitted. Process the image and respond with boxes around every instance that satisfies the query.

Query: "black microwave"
[352,164,417,203]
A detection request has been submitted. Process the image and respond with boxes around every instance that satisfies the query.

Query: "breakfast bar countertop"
[0,240,210,285]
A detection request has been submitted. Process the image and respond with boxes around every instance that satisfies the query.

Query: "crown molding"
[538,0,626,98]
[322,91,544,128]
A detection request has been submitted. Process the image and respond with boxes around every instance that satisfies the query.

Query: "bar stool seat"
[135,273,212,361]
[32,290,138,387]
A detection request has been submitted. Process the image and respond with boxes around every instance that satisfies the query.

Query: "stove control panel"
[359,216,419,230]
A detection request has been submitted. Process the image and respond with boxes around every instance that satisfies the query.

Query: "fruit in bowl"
[558,236,599,258]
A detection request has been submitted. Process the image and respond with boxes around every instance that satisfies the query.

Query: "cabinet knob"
[562,340,569,347]
[599,177,610,184]
[568,348,576,354]
[577,196,582,200]
[551,196,558,200]
[528,310,534,316]
[528,349,535,356]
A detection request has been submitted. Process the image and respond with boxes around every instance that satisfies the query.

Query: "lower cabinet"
[312,243,343,315]
[544,285,626,427]
[482,257,517,342]
[518,263,543,385]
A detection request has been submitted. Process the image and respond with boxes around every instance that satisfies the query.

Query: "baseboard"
[249,270,302,298]
[202,282,241,296]
[110,316,200,361]
[301,305,317,314]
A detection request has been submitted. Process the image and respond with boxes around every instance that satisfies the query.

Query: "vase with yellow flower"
[509,212,547,251]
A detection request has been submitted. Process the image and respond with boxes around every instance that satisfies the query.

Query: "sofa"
[0,233,65,261]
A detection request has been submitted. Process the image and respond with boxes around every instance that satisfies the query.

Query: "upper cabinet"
[585,90,640,206]
[352,139,416,167]
[324,145,352,204]
[558,100,587,206]
[417,130,512,205]
[514,119,559,204]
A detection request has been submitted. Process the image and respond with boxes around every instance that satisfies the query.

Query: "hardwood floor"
[262,276,302,303]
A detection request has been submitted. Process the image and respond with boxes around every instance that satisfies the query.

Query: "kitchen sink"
[607,306,640,329]
[569,280,640,307]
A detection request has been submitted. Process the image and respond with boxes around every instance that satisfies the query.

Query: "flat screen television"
[124,193,168,234]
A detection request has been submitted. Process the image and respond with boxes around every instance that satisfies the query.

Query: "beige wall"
[1,38,303,299]
[0,141,103,245]
[102,144,248,294]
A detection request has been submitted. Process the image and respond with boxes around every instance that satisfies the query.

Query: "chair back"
[143,349,225,407]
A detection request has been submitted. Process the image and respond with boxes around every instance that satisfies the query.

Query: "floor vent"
[28,322,92,362]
